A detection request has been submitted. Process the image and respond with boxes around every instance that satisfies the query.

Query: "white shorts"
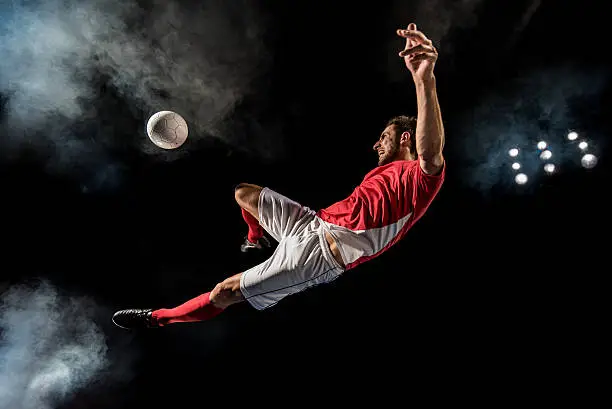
[240,187,345,310]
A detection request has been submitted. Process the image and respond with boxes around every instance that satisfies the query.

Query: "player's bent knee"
[234,183,262,213]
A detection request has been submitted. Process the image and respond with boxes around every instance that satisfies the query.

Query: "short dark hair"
[386,115,417,155]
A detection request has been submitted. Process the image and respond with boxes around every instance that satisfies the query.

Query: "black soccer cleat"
[240,235,271,253]
[112,308,157,329]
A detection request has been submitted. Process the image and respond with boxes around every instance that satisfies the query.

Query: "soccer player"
[112,23,445,329]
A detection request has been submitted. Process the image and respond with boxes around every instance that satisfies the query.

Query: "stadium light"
[515,173,528,185]
[543,163,555,174]
[581,154,597,169]
[539,150,552,160]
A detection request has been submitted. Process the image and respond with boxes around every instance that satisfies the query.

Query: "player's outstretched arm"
[397,23,445,175]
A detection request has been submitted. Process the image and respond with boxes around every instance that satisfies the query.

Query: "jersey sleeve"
[411,161,445,218]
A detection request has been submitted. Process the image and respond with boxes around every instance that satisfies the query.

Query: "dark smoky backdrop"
[0,0,609,407]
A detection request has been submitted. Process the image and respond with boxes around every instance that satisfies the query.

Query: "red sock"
[242,208,263,243]
[152,292,224,326]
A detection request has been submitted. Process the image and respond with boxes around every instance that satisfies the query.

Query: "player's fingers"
[396,29,432,46]
[407,23,416,47]
[399,44,436,57]
[405,52,438,63]
[396,23,417,48]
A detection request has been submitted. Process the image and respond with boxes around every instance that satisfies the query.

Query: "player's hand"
[396,23,438,82]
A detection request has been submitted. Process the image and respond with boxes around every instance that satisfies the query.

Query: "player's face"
[373,125,401,166]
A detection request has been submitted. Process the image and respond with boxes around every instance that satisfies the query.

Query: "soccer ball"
[146,111,188,149]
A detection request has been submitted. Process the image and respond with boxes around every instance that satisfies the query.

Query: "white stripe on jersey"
[323,211,413,266]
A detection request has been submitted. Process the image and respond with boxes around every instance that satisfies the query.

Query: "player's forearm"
[414,76,445,160]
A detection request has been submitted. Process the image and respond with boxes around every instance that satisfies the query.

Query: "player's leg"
[235,183,262,220]
[111,191,344,329]
[208,273,245,309]
[152,273,244,323]
[235,183,271,251]
[236,184,317,246]
[111,273,244,329]
[240,220,345,310]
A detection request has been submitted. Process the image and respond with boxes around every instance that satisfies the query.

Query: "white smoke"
[0,280,112,409]
[0,0,270,181]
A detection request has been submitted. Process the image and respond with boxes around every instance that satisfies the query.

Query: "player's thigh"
[234,183,263,220]
[259,189,315,241]
[240,233,342,310]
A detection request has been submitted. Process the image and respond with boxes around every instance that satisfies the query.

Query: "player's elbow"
[419,152,444,175]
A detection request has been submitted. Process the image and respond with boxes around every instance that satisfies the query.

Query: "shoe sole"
[111,315,132,330]
[112,314,156,330]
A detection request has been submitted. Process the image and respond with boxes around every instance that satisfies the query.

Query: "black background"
[1,0,609,407]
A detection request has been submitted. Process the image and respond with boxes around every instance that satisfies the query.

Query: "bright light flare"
[515,173,528,185]
[578,141,588,150]
[568,131,578,141]
[537,141,547,150]
[539,150,552,160]
[511,162,521,170]
[509,148,519,157]
[544,163,555,174]
[581,154,597,169]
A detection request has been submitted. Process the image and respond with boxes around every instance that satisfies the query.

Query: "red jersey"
[316,160,445,270]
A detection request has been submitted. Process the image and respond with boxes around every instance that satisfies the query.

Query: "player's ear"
[400,131,411,146]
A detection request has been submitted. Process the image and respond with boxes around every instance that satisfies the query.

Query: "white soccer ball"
[146,111,188,149]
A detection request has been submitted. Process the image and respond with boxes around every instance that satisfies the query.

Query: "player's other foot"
[112,308,157,329]
[240,235,271,253]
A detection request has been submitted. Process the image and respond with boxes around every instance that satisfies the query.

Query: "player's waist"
[317,215,412,266]
[324,231,345,268]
